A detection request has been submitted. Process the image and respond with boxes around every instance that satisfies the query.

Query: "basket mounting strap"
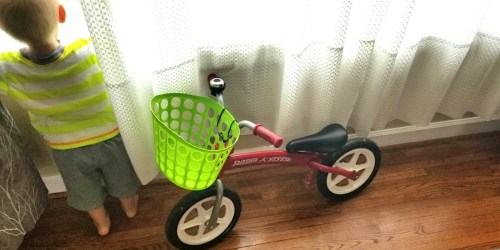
[216,109,236,143]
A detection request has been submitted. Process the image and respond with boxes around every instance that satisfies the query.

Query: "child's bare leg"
[88,205,110,236]
[120,194,139,218]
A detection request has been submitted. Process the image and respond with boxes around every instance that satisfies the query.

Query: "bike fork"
[207,179,224,230]
[303,167,316,188]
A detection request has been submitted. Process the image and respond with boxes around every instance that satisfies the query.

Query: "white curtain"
[78,0,500,184]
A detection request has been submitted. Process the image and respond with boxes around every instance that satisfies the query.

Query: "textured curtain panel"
[79,0,158,184]
[79,0,500,184]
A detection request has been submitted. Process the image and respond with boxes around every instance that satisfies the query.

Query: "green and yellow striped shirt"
[0,38,119,149]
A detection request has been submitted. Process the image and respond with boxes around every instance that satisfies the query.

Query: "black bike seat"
[285,123,347,153]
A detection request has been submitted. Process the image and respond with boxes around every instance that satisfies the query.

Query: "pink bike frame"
[220,146,358,181]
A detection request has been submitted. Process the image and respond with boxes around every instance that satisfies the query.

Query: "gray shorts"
[52,134,141,212]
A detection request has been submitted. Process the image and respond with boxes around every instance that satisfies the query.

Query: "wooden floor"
[20,132,500,250]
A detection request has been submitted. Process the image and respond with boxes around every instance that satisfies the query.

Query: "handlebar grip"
[253,124,283,148]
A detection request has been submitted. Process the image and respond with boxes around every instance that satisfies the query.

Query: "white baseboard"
[364,116,500,147]
[43,116,500,194]
[42,174,67,194]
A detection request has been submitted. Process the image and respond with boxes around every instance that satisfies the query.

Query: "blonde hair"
[0,0,59,46]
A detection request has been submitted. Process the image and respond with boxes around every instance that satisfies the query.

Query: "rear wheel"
[316,138,381,200]
[165,185,241,249]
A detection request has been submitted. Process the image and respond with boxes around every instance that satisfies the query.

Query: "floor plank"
[19,132,500,249]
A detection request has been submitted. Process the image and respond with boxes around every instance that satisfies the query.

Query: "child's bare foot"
[94,213,111,236]
[120,194,139,218]
[88,206,111,236]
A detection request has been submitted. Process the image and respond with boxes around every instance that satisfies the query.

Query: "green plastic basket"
[151,93,240,190]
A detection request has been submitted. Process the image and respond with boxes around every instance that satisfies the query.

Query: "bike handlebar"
[254,124,283,148]
[209,74,284,148]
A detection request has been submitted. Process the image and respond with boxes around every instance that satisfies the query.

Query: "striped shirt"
[0,38,119,150]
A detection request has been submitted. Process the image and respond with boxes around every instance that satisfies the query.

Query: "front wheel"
[165,185,241,249]
[316,138,381,200]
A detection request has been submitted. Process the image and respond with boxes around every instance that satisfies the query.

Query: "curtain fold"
[79,0,500,184]
[439,33,500,119]
[79,0,158,184]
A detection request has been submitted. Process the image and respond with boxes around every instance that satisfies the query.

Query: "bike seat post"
[303,167,316,188]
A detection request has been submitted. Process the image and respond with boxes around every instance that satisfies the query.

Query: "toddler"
[0,0,141,236]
